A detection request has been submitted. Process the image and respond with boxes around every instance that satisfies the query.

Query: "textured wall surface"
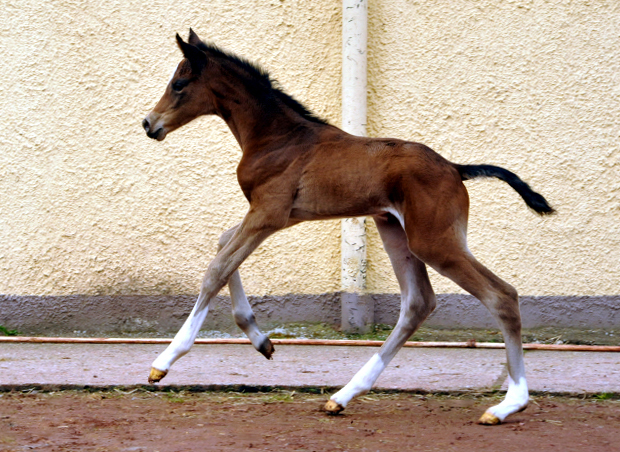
[365,0,620,296]
[1,1,618,308]
[0,0,342,297]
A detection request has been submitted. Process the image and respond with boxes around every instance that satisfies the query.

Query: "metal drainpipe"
[341,0,372,333]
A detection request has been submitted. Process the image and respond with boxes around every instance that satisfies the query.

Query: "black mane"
[195,41,329,126]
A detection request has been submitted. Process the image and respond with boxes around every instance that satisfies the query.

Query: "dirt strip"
[1,391,619,452]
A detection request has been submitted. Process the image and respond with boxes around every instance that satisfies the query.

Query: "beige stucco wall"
[365,0,620,296]
[0,0,343,297]
[1,1,618,299]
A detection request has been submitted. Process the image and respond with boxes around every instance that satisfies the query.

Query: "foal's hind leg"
[414,237,529,424]
[218,226,274,359]
[325,213,436,413]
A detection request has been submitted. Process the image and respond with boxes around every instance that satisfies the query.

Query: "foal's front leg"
[218,225,274,359]
[148,214,279,383]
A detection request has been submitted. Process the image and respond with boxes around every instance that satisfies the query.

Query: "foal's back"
[289,126,464,223]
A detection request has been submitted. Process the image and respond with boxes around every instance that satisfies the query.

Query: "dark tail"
[455,164,555,215]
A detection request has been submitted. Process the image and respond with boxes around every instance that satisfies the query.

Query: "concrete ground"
[1,342,618,395]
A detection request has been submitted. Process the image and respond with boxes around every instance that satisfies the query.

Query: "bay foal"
[142,30,554,425]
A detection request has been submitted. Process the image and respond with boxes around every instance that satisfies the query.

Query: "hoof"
[478,411,501,425]
[324,399,344,415]
[148,367,168,384]
[258,337,275,360]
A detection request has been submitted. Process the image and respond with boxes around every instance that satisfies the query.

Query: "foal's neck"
[209,70,325,154]
[221,97,317,154]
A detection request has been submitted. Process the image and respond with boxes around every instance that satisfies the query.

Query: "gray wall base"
[1,293,618,336]
[341,292,374,334]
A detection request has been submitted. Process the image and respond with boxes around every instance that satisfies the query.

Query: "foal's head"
[142,30,215,141]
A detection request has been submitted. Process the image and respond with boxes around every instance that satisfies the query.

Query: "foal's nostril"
[147,128,164,140]
[142,118,150,132]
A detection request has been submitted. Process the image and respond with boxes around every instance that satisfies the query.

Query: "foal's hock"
[142,29,554,425]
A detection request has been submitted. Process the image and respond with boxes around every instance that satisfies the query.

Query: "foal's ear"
[188,28,204,46]
[176,33,207,73]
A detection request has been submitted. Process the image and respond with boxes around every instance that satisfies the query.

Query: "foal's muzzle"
[142,117,166,141]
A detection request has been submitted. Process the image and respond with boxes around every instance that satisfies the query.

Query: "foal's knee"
[233,310,256,330]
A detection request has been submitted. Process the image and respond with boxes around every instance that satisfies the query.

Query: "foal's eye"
[171,79,189,92]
